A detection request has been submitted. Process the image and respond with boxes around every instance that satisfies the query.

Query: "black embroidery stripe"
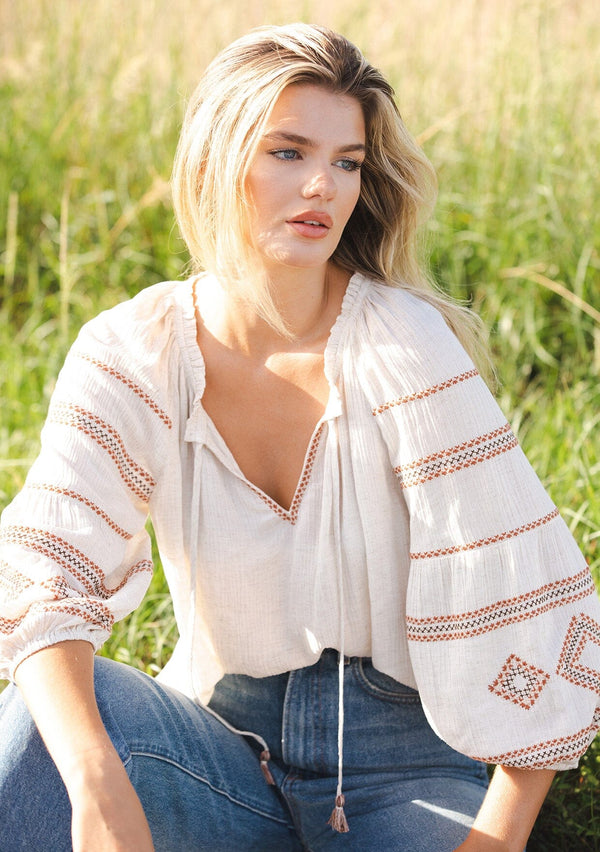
[0,525,152,600]
[470,707,600,769]
[48,402,155,502]
[394,423,518,488]
[406,566,594,641]
[556,613,600,693]
[0,597,114,634]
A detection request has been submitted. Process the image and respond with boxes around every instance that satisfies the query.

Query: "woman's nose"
[301,166,336,200]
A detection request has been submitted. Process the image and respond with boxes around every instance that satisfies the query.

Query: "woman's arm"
[455,764,555,852]
[14,641,154,852]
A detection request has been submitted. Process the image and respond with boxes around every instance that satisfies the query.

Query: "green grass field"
[1,0,599,847]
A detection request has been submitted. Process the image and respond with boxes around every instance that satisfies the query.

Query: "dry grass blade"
[500,266,600,325]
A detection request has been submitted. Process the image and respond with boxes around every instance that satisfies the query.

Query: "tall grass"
[1,0,599,847]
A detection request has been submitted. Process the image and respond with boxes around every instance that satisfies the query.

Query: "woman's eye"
[271,149,301,161]
[335,158,363,172]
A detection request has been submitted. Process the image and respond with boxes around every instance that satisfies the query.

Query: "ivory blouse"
[1,272,599,769]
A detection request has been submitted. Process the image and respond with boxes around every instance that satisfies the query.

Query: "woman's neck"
[198,263,351,358]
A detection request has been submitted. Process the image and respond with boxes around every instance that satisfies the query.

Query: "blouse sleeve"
[0,292,175,680]
[361,285,600,769]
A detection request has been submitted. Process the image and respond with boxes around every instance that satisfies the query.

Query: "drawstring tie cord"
[186,410,276,787]
[326,416,350,833]
[187,395,347,825]
[202,703,276,785]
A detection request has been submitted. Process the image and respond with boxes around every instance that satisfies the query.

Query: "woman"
[0,23,598,852]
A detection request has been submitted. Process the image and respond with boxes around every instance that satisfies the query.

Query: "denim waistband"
[208,650,486,781]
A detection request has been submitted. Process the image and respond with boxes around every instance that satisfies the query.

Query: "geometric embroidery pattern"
[0,595,114,636]
[470,706,600,769]
[0,566,116,637]
[406,566,595,641]
[394,423,518,488]
[372,369,479,416]
[489,654,551,709]
[0,525,152,600]
[74,352,173,429]
[556,613,600,694]
[48,401,155,502]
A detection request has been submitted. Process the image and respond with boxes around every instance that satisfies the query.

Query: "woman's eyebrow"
[263,131,365,153]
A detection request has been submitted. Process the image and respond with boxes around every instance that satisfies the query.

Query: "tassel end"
[327,794,349,833]
[260,749,275,785]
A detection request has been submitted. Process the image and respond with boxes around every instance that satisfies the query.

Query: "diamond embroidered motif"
[556,613,600,693]
[489,654,551,710]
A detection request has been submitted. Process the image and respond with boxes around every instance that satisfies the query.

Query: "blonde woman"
[1,24,598,852]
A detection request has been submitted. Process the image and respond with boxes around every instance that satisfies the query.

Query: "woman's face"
[244,84,365,277]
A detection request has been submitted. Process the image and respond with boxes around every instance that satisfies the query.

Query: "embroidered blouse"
[1,272,599,770]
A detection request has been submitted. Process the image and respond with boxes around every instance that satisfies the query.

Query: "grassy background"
[1,0,599,847]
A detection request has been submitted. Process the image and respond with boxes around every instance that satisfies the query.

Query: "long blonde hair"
[172,23,491,378]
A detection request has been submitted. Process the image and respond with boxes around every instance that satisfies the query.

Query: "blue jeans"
[0,650,488,850]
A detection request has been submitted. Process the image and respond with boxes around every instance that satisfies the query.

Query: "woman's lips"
[287,212,333,238]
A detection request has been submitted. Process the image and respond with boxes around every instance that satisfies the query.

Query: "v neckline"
[178,271,365,521]
[204,412,327,522]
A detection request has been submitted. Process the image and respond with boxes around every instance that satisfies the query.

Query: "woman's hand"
[69,747,154,851]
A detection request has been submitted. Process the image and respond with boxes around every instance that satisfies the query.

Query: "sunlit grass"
[1,1,599,847]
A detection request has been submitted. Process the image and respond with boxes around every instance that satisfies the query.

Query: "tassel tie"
[260,749,275,786]
[328,792,349,834]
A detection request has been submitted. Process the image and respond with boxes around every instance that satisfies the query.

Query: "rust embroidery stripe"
[372,369,479,416]
[0,597,114,635]
[410,508,560,560]
[48,402,155,502]
[470,707,600,769]
[0,525,152,599]
[394,423,518,488]
[406,566,594,642]
[246,423,325,525]
[74,352,172,429]
[25,484,133,540]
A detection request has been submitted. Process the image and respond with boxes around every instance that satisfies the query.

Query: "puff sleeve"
[0,286,177,680]
[356,283,600,769]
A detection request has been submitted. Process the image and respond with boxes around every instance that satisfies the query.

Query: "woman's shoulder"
[60,278,198,408]
[81,279,189,347]
[352,276,474,381]
[69,277,199,374]
[361,277,455,341]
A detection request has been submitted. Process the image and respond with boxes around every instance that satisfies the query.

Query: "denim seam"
[129,750,293,827]
[317,656,326,772]
[281,669,296,767]
[353,660,422,704]
[280,772,312,852]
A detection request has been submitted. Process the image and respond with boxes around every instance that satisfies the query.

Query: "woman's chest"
[201,347,331,512]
